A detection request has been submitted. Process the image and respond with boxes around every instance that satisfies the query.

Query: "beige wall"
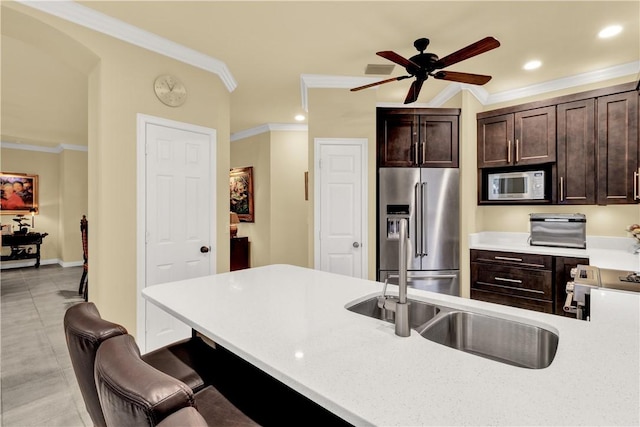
[269,130,308,266]
[59,149,88,263]
[230,129,309,268]
[8,4,231,338]
[307,88,377,280]
[0,148,85,264]
[230,132,271,267]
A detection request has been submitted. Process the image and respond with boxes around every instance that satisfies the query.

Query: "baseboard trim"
[0,258,83,270]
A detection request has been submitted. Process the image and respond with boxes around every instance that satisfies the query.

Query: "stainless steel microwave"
[488,170,545,200]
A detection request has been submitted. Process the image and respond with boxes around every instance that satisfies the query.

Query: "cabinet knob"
[353,242,360,248]
[200,246,210,253]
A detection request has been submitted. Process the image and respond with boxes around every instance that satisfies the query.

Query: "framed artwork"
[1,172,38,215]
[230,166,254,222]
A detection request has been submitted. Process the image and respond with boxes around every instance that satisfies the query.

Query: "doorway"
[136,114,217,352]
[314,138,368,279]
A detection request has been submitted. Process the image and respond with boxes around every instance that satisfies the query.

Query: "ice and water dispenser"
[385,205,410,240]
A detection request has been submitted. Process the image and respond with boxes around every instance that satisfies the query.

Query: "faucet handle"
[382,278,390,298]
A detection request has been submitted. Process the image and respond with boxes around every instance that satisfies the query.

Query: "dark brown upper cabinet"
[596,91,639,204]
[377,108,459,168]
[477,106,556,168]
[556,99,596,204]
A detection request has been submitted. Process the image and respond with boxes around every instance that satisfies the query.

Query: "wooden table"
[1,232,48,267]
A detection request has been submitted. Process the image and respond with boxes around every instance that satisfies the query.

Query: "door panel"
[145,123,213,352]
[378,168,421,271]
[597,92,639,204]
[318,141,366,278]
[420,168,459,270]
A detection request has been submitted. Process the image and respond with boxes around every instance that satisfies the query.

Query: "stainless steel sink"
[418,311,559,369]
[346,296,440,329]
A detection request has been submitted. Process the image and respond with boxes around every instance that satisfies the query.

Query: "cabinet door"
[514,106,556,165]
[557,99,596,204]
[597,91,639,204]
[477,113,514,167]
[418,115,459,167]
[378,114,417,167]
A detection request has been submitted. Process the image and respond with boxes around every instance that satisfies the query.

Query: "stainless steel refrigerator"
[378,168,459,296]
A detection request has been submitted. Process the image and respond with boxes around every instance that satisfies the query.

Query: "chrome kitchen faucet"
[378,218,411,337]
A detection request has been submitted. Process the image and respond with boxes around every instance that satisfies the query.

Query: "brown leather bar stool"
[95,334,259,427]
[63,302,216,427]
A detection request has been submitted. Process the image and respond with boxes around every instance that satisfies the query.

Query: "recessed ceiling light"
[295,114,305,121]
[599,25,623,39]
[523,60,542,70]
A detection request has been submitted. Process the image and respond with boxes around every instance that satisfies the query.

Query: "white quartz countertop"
[469,231,639,271]
[143,264,640,426]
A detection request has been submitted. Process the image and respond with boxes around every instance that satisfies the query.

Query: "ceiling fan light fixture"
[523,60,542,70]
[598,25,623,39]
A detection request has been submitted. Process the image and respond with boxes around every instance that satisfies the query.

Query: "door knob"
[200,246,210,253]
[353,242,360,248]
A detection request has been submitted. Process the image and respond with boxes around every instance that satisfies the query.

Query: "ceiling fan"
[351,36,500,104]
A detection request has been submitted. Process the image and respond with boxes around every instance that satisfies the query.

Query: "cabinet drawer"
[471,249,552,269]
[471,289,553,313]
[471,263,553,300]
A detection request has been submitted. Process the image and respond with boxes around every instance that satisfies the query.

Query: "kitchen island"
[142,264,639,426]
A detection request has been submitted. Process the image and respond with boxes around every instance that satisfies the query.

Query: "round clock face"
[154,75,187,107]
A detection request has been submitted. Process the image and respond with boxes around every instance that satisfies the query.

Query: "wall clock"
[153,74,187,107]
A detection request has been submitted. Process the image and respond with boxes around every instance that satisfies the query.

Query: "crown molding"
[300,74,381,112]
[485,61,639,105]
[17,0,237,92]
[231,123,308,142]
[301,61,639,110]
[1,141,88,153]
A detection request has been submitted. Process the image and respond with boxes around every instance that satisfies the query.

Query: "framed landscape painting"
[0,172,38,215]
[230,166,254,222]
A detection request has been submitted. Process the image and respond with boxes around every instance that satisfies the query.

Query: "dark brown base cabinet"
[554,256,589,317]
[230,237,250,271]
[471,250,589,316]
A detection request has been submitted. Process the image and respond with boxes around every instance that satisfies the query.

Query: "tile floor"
[1,265,91,427]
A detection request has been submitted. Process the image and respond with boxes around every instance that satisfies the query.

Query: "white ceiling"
[2,1,639,145]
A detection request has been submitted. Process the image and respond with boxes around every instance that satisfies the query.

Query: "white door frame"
[136,113,217,351]
[313,137,368,278]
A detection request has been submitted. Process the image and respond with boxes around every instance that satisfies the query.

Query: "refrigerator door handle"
[421,182,427,257]
[414,182,421,257]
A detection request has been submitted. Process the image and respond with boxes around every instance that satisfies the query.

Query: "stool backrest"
[94,334,196,426]
[63,302,126,427]
[80,215,88,265]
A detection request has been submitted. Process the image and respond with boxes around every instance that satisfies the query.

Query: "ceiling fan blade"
[404,78,425,104]
[433,71,492,85]
[350,75,411,92]
[435,36,500,69]
[377,51,421,70]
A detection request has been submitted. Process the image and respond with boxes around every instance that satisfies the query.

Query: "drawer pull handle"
[494,256,522,262]
[494,277,523,284]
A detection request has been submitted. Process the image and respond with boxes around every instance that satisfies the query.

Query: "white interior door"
[315,138,368,278]
[137,115,216,352]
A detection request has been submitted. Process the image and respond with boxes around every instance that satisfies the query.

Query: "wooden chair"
[78,215,88,301]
